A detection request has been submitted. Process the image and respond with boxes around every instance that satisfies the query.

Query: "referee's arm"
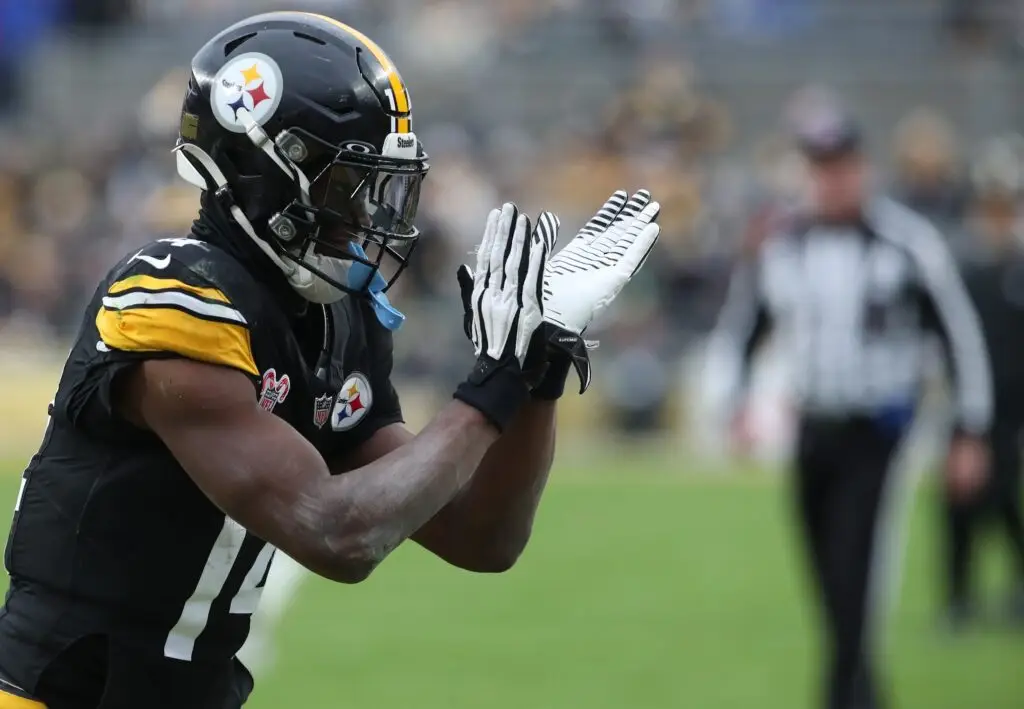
[910,223,994,437]
[707,256,774,414]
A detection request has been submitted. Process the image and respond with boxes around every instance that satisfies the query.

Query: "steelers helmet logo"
[210,52,284,133]
[331,372,374,432]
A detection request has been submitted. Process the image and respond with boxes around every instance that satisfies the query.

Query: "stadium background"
[0,0,1021,706]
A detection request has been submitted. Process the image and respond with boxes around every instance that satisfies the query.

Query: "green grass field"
[0,450,1021,708]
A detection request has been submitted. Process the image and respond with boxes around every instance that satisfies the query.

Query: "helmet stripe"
[302,13,411,133]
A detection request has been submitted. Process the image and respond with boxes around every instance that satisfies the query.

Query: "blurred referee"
[709,109,992,709]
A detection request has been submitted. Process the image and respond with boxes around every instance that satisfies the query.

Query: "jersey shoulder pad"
[94,238,261,377]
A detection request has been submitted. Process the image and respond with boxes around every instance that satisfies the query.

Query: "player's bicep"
[120,358,330,552]
[96,273,259,376]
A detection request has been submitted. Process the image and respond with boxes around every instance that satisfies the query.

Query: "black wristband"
[531,354,572,400]
[453,357,530,432]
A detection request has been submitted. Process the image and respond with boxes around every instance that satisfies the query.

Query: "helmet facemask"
[176,111,428,330]
[270,128,427,309]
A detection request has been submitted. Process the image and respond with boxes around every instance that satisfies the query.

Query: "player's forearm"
[472,398,557,537]
[307,400,499,582]
[415,399,557,572]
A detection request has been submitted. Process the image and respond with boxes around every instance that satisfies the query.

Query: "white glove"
[468,203,551,366]
[543,189,661,335]
[453,203,555,430]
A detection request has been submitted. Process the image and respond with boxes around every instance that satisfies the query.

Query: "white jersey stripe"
[102,291,247,324]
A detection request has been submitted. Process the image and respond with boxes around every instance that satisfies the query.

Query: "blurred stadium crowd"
[1,0,1023,438]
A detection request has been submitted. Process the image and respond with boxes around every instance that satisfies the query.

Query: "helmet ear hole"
[221,144,263,178]
[208,144,294,229]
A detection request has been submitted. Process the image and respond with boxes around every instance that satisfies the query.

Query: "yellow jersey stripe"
[109,275,230,304]
[0,686,46,708]
[303,13,412,133]
[96,306,259,377]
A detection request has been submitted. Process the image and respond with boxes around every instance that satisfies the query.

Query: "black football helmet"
[174,11,429,328]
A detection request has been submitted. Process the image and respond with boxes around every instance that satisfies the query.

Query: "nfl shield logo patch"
[313,394,333,429]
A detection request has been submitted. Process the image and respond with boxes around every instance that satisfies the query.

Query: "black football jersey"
[0,237,402,683]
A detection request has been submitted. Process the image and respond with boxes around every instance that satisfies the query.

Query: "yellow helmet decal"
[301,13,411,133]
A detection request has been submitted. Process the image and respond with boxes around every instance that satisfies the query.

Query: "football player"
[0,12,661,709]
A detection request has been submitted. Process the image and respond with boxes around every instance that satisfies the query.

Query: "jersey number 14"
[164,517,276,661]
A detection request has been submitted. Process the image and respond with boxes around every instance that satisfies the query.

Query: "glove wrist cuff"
[453,358,530,432]
[531,355,572,400]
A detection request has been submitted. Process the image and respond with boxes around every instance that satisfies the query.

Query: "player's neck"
[190,203,308,318]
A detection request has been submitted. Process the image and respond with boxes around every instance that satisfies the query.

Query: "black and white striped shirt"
[710,197,992,434]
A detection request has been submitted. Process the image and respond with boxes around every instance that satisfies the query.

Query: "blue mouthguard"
[346,242,405,331]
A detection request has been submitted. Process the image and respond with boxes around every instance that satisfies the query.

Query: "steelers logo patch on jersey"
[331,372,373,432]
[211,52,284,133]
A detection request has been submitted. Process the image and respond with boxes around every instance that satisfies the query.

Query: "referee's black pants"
[795,415,904,709]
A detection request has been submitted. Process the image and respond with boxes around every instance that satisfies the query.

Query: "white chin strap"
[175,109,346,304]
